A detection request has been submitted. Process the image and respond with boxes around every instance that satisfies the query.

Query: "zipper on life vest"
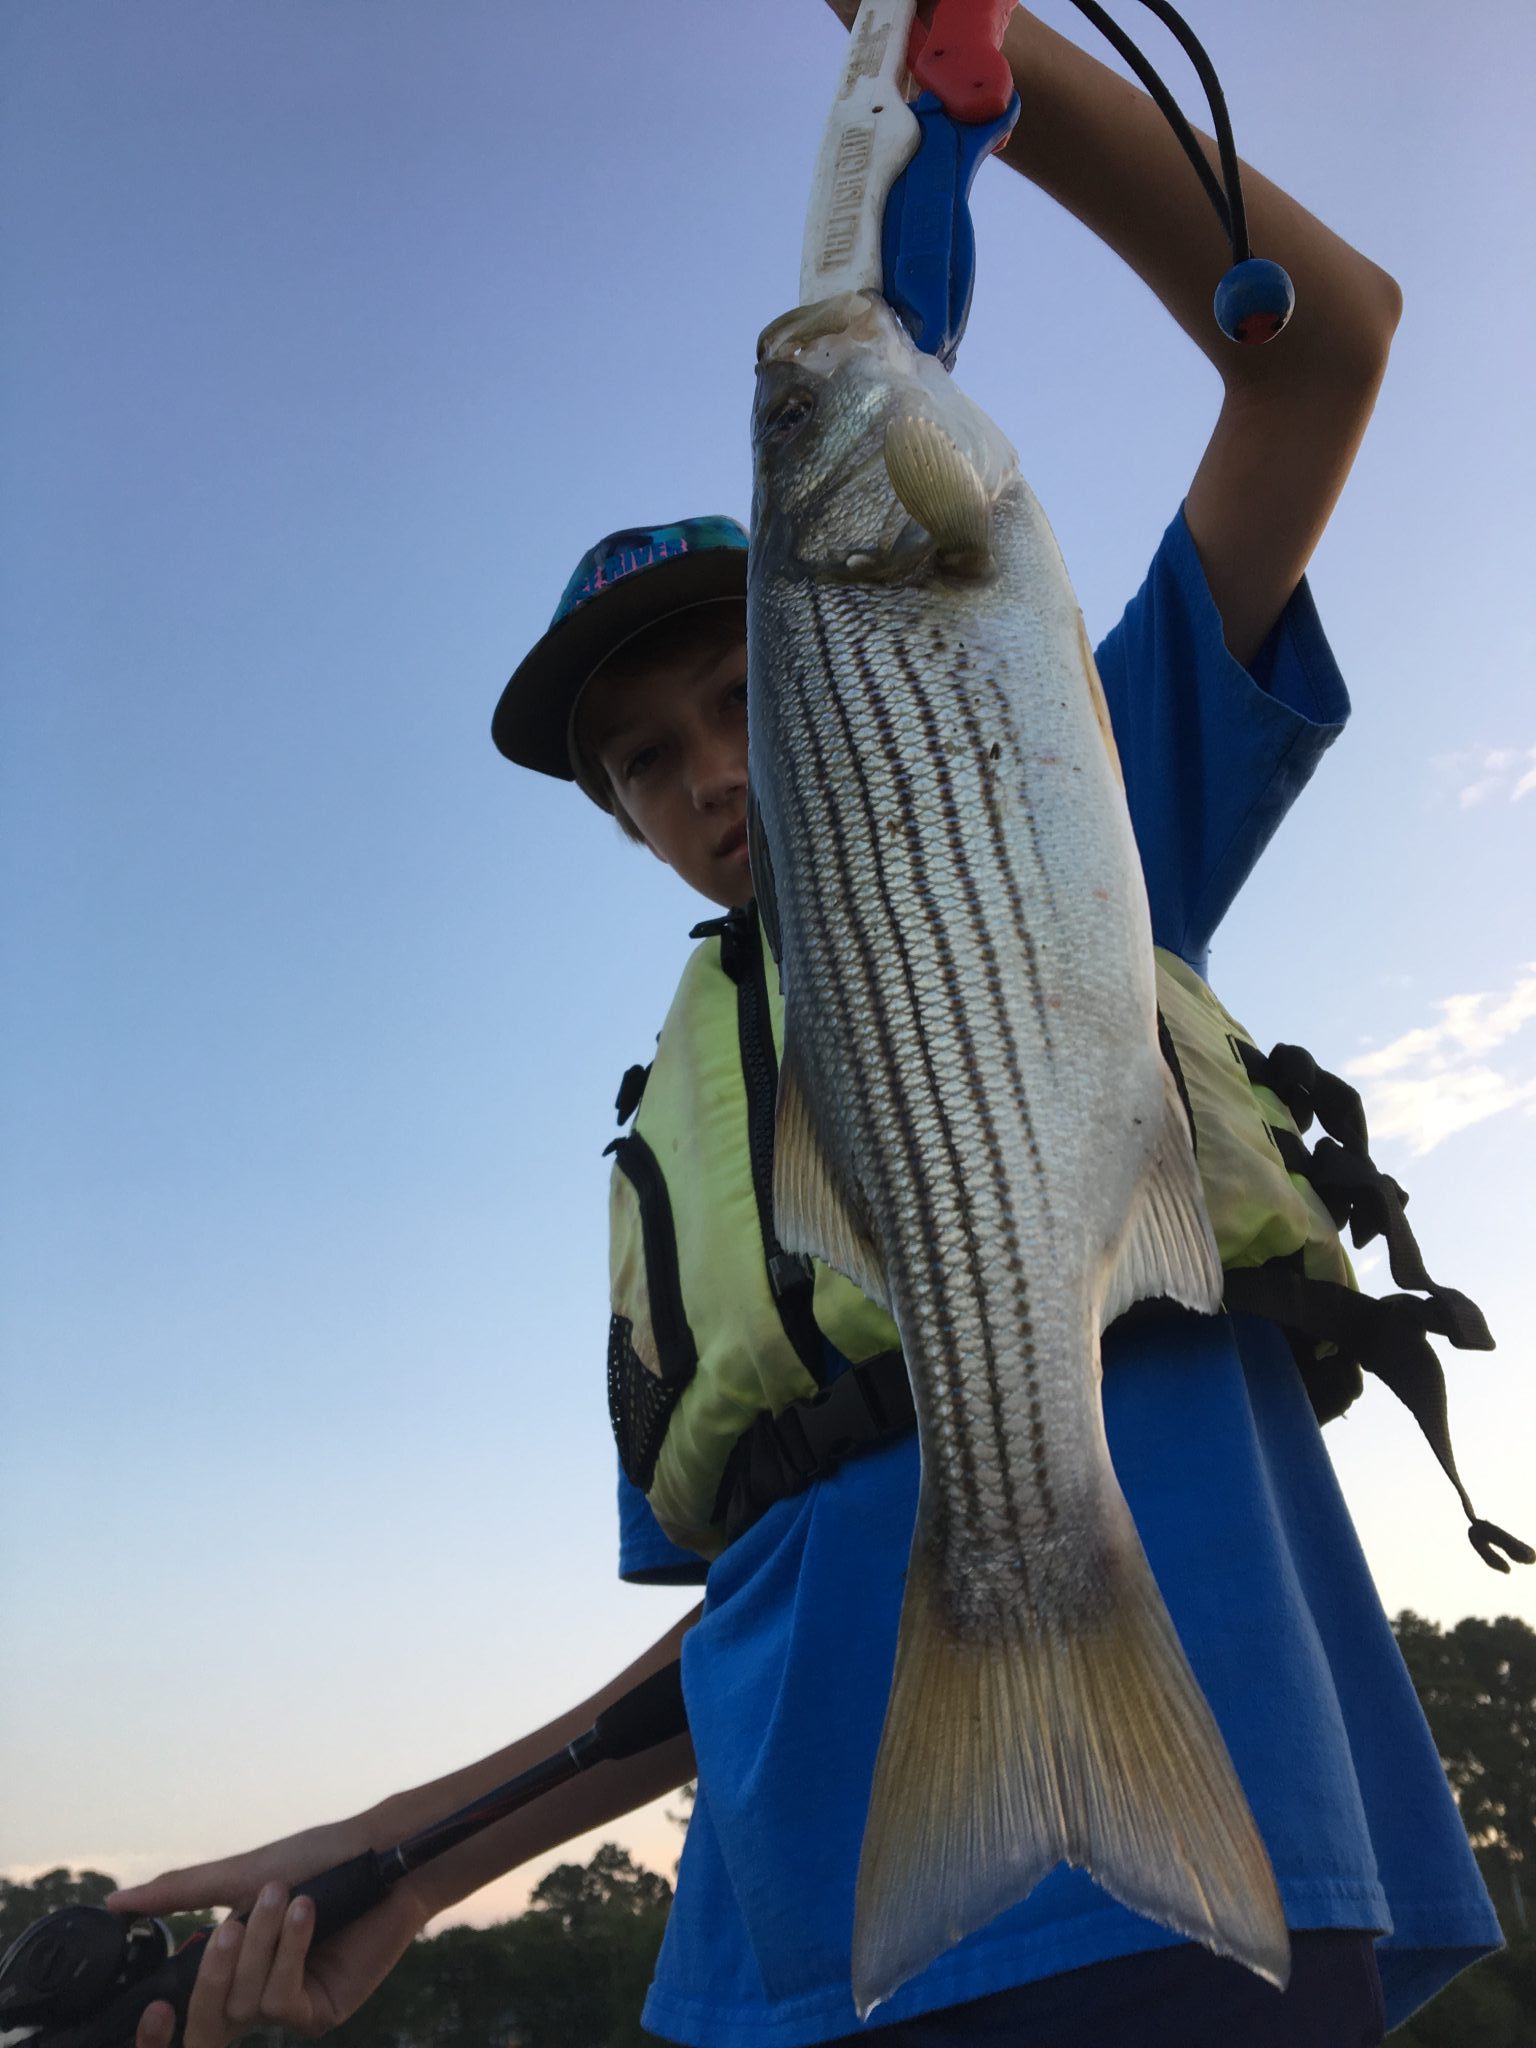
[605,1132,699,1384]
[717,905,826,1384]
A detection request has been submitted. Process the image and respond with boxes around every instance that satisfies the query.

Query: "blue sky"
[2,1,1532,1926]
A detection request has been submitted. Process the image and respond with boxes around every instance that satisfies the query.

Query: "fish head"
[751,291,1018,584]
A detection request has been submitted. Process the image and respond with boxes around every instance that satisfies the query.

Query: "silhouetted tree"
[1390,1610,1535,2046]
[1394,1610,1534,1933]
[1,1867,121,1952]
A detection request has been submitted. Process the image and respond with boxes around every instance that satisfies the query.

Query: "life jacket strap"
[1222,1265,1532,1573]
[718,1285,1533,1572]
[717,1350,913,1544]
[1238,1040,1494,1352]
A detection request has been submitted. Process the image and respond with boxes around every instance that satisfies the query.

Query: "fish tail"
[851,1516,1290,2018]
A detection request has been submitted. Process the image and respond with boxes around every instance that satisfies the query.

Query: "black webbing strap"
[717,1350,914,1544]
[1265,1123,1493,1353]
[1223,1265,1530,1572]
[1239,1040,1490,1338]
[1231,1037,1526,1570]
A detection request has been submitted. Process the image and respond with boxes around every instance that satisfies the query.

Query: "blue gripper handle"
[880,89,1020,369]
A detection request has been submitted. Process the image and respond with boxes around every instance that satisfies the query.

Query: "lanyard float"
[0,1663,688,2048]
[802,0,1295,370]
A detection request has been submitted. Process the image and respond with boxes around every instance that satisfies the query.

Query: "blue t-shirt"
[616,506,1501,2045]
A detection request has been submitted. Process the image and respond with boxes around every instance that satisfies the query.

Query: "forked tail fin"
[851,1512,1290,2017]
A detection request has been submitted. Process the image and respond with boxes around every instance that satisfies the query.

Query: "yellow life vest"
[606,906,1518,1571]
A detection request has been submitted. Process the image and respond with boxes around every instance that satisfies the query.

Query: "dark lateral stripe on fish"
[799,586,1011,1568]
[934,607,1066,935]
[947,641,1061,1063]
[777,592,990,1567]
[897,637,1054,1172]
[886,639,1060,1528]
[772,685,913,1240]
[826,598,1039,1560]
[790,602,986,1373]
[849,626,1056,1541]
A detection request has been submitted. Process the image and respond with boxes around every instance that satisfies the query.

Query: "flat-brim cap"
[492,516,749,779]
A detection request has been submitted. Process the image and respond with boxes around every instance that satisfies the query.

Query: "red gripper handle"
[908,0,1016,124]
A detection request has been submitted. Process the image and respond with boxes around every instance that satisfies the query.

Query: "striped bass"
[746,291,1290,2017]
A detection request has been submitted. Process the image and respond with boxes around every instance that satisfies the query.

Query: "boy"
[110,6,1503,2044]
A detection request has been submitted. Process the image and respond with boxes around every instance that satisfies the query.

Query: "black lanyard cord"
[1062,0,1250,264]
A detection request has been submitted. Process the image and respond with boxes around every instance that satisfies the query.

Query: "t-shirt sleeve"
[617,1462,711,1586]
[1093,502,1350,972]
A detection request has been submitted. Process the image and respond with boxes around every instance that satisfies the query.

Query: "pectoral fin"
[884,414,993,572]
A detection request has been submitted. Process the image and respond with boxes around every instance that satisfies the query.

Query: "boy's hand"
[106,1824,429,2048]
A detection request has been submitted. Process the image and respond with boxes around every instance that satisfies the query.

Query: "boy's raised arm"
[824,2,1403,668]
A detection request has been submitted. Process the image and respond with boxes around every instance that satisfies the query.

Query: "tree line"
[4,1611,1531,2045]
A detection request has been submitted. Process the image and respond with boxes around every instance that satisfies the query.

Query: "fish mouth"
[756,290,889,368]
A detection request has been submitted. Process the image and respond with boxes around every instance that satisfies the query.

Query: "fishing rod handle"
[290,1849,395,1946]
[586,1657,688,1762]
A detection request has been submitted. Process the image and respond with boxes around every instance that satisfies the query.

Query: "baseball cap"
[492,516,748,779]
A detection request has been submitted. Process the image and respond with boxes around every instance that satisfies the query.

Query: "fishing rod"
[0,1661,688,2048]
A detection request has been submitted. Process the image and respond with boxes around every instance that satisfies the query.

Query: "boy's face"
[579,628,754,909]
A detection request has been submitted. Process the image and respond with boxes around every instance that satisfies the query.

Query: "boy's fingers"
[223,1886,288,2027]
[135,1999,176,2048]
[181,1917,244,2048]
[261,1895,317,2023]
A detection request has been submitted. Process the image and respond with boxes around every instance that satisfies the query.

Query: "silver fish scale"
[751,482,1171,1638]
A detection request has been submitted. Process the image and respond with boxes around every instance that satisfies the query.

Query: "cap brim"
[492,548,748,777]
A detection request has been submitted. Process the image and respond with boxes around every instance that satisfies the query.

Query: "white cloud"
[1433,742,1536,809]
[1344,965,1536,1154]
[1352,1068,1536,1155]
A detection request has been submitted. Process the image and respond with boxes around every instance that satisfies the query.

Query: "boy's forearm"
[365,1605,700,1923]
[996,10,1401,385]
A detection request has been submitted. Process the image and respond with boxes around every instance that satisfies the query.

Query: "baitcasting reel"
[0,1907,176,2048]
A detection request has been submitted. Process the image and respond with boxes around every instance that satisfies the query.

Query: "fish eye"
[763,389,815,443]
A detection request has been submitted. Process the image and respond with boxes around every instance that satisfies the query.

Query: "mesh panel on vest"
[608,1314,684,1492]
